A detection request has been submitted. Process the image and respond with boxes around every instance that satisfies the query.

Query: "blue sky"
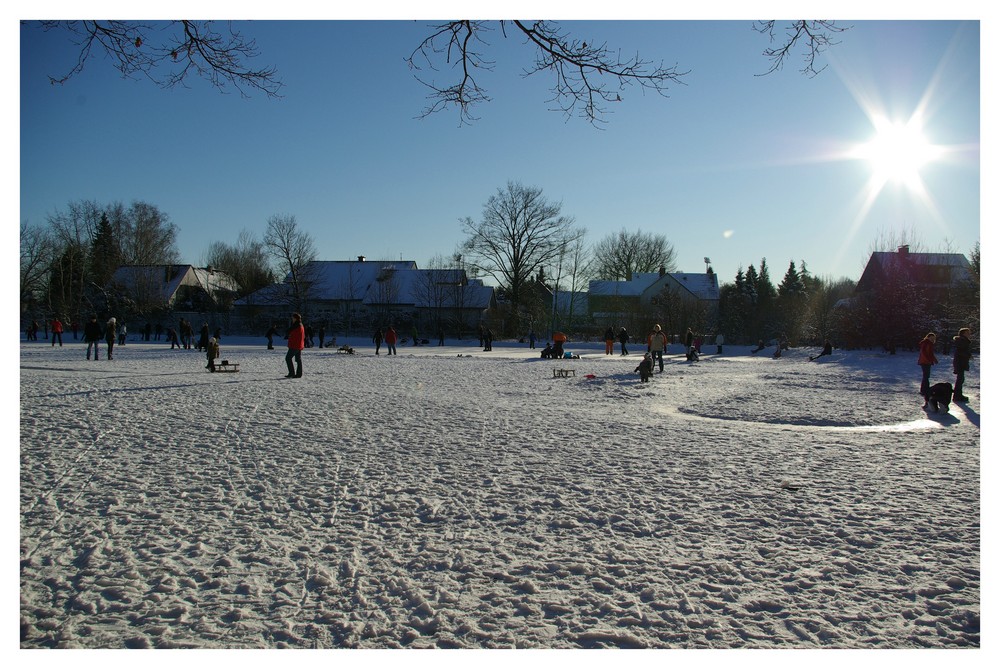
[18,8,984,287]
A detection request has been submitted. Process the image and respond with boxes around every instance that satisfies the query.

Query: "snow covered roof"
[237,260,494,309]
[589,271,720,301]
[110,265,240,306]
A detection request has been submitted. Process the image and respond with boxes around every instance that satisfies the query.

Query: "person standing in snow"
[373,327,383,355]
[951,327,972,402]
[84,315,102,360]
[50,317,64,347]
[206,336,220,372]
[648,324,668,373]
[198,322,210,351]
[105,317,118,360]
[384,326,398,356]
[917,332,938,406]
[618,327,630,356]
[285,312,305,378]
[266,324,277,350]
[604,326,615,356]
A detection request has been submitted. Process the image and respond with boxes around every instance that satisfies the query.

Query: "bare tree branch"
[752,20,850,77]
[511,20,687,125]
[407,20,687,126]
[37,20,283,98]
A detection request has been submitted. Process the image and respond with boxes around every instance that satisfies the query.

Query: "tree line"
[20,184,979,347]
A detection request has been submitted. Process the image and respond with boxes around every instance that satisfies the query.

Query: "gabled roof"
[858,250,971,291]
[589,271,720,301]
[110,265,240,306]
[236,260,495,310]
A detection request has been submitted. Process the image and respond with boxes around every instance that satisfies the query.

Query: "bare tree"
[264,214,317,314]
[34,20,282,98]
[205,229,276,299]
[593,228,677,281]
[461,182,583,334]
[753,20,850,77]
[96,201,179,268]
[20,222,56,314]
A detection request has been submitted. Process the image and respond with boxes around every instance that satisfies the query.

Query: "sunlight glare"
[853,116,944,190]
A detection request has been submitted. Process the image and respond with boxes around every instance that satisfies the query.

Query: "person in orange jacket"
[285,313,305,378]
[917,332,938,406]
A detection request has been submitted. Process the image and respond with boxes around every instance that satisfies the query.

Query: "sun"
[852,115,944,190]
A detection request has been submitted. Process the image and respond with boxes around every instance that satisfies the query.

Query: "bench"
[553,368,576,378]
[213,361,240,373]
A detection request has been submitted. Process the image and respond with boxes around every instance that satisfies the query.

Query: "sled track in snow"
[660,404,952,433]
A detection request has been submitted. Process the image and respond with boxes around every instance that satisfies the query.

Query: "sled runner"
[213,360,240,373]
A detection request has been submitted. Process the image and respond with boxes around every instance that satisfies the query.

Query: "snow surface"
[19,335,981,656]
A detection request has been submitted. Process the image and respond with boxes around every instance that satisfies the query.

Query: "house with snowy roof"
[235,257,496,335]
[108,264,240,314]
[855,245,972,298]
[588,267,721,334]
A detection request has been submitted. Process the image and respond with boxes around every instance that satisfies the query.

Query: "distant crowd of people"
[23,314,976,404]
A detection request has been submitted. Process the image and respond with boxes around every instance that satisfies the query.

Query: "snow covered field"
[19,335,981,652]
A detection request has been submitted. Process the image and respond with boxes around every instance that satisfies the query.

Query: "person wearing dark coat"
[198,323,210,351]
[84,315,103,360]
[952,328,972,402]
[618,327,629,356]
[634,353,653,382]
[604,326,615,355]
[373,328,384,355]
[266,324,277,350]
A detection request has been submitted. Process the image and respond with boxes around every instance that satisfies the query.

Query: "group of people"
[81,315,118,360]
[918,327,973,406]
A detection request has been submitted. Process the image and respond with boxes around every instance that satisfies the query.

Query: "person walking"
[105,317,118,360]
[266,324,277,350]
[483,327,494,352]
[118,322,127,346]
[528,328,536,349]
[385,326,398,356]
[952,327,972,402]
[373,327,384,355]
[648,324,668,372]
[285,313,305,378]
[604,326,615,356]
[917,332,938,407]
[84,315,102,360]
[50,317,64,347]
[198,322,210,352]
[618,327,629,356]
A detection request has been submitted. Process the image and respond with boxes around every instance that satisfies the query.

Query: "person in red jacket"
[384,325,398,356]
[285,312,305,378]
[917,332,938,406]
[50,317,64,347]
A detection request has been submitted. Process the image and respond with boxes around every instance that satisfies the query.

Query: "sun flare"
[853,116,943,190]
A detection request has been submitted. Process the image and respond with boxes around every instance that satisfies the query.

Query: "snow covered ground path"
[19,338,980,649]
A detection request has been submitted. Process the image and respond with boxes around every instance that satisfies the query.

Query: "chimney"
[358,255,366,262]
[659,266,666,277]
[898,245,909,257]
